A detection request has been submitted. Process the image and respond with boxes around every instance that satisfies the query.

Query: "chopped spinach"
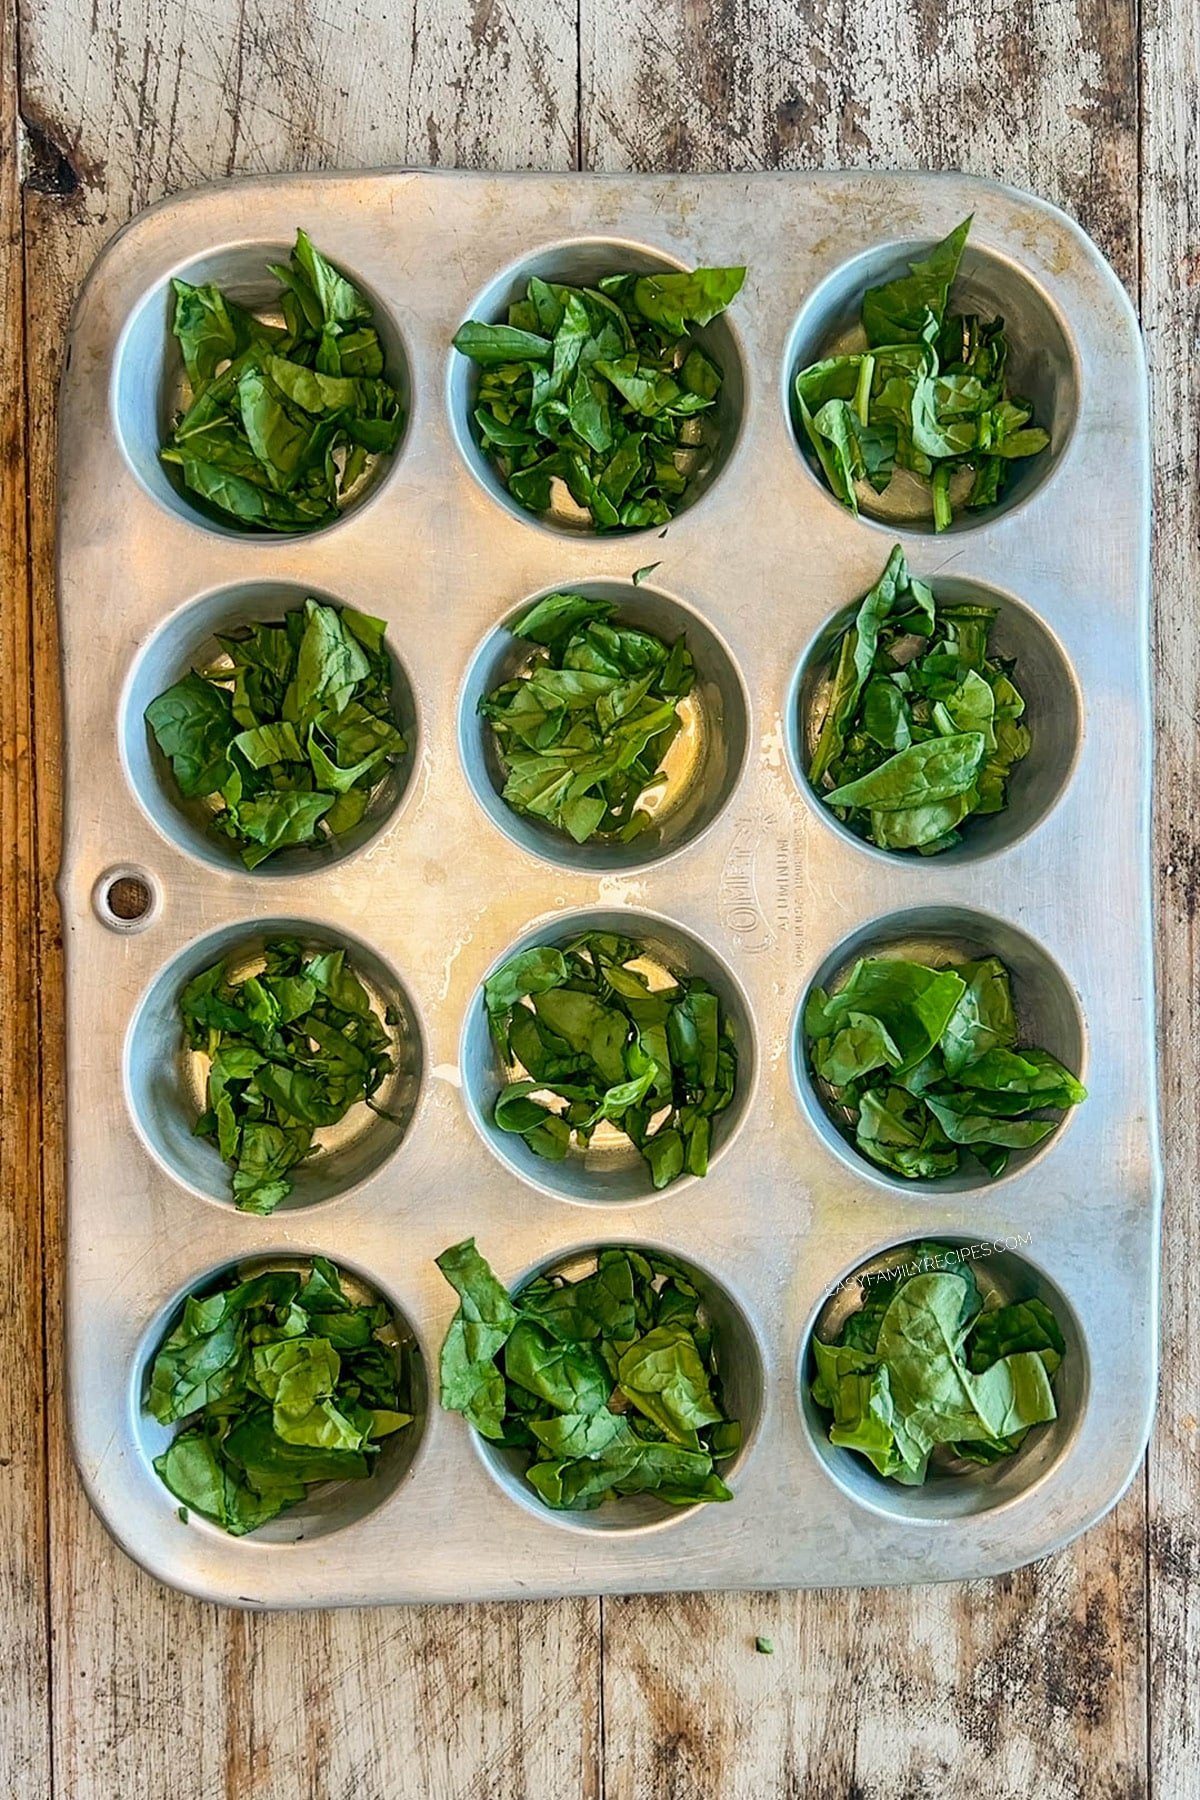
[811,1243,1066,1483]
[794,217,1049,529]
[454,264,745,529]
[807,545,1030,853]
[161,230,404,532]
[483,930,738,1188]
[436,1238,739,1509]
[180,937,397,1212]
[805,954,1086,1180]
[147,1256,413,1534]
[480,590,696,845]
[146,598,405,868]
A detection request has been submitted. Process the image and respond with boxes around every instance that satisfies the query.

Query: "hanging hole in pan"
[93,864,160,933]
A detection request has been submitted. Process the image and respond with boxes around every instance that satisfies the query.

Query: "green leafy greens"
[794,217,1049,530]
[810,1242,1066,1484]
[161,230,404,532]
[454,264,745,529]
[806,545,1030,853]
[180,937,397,1213]
[147,1257,413,1534]
[145,598,405,868]
[805,954,1086,1179]
[483,931,738,1189]
[436,1238,740,1509]
[480,589,696,845]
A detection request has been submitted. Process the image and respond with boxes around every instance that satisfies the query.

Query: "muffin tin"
[58,169,1159,1605]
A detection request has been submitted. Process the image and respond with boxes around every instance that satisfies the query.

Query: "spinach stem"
[853,354,875,427]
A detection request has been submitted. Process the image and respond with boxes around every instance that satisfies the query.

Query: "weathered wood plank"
[0,0,52,1793]
[1143,0,1200,1791]
[582,0,1139,286]
[603,1519,1148,1800]
[18,5,594,1797]
[584,3,1148,1795]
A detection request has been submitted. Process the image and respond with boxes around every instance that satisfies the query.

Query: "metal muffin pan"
[58,170,1159,1606]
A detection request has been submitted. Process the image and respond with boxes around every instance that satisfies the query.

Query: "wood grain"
[581,0,1139,287]
[0,0,51,1794]
[1144,0,1200,1792]
[603,1526,1147,1800]
[5,0,1194,1793]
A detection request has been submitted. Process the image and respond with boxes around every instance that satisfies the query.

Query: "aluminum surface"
[58,169,1159,1607]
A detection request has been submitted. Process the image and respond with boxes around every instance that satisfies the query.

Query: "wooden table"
[2,2,1194,1794]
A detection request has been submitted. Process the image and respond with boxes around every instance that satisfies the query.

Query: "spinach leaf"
[453,322,553,365]
[823,732,986,811]
[806,546,1030,853]
[179,938,396,1212]
[940,957,1019,1074]
[436,1239,739,1510]
[811,1248,1065,1486]
[161,231,403,533]
[631,266,747,333]
[861,216,972,346]
[146,1256,412,1535]
[966,1296,1065,1377]
[435,1237,518,1437]
[480,591,695,845]
[144,673,238,798]
[146,597,404,868]
[805,952,1085,1180]
[617,1323,724,1440]
[794,219,1049,528]
[170,279,269,387]
[455,265,744,529]
[482,931,738,1189]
